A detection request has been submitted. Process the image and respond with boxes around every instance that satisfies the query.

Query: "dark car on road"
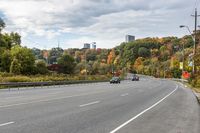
[132,75,139,81]
[110,77,121,84]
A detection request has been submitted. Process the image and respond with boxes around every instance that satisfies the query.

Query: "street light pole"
[85,51,87,80]
[180,8,200,76]
[179,25,195,75]
[182,42,185,83]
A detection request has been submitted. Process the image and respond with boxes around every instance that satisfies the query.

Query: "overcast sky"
[0,0,199,49]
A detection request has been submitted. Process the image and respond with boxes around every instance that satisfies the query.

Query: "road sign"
[188,61,193,67]
[182,71,190,79]
[180,62,183,70]
[188,54,193,67]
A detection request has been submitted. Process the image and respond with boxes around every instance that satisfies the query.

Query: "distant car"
[110,77,120,84]
[132,75,139,81]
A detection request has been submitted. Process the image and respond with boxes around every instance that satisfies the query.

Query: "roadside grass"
[0,74,111,83]
[193,87,200,93]
[184,82,200,93]
[0,74,111,89]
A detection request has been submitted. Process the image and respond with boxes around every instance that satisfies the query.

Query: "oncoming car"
[132,74,139,81]
[110,77,121,84]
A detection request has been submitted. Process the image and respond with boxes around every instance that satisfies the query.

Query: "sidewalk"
[193,91,200,103]
[177,81,200,103]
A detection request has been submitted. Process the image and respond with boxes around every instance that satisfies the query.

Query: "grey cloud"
[1,0,192,28]
[47,0,192,28]
[0,0,196,48]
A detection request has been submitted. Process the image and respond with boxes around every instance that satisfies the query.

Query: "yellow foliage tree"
[107,49,115,64]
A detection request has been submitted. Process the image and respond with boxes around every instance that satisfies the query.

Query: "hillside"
[0,17,200,87]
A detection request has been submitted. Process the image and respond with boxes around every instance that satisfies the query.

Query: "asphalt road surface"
[0,77,199,133]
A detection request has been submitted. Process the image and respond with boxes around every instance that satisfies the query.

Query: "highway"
[0,77,199,133]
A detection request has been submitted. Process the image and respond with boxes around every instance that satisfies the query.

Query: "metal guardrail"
[0,80,109,90]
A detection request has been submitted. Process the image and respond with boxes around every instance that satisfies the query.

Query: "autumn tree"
[107,49,116,64]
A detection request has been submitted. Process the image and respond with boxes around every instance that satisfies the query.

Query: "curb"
[193,91,200,103]
[175,81,200,104]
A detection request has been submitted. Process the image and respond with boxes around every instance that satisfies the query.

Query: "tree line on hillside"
[31,35,199,79]
[0,17,200,82]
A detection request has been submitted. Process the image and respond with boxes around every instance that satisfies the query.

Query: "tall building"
[92,42,96,49]
[125,35,135,42]
[83,43,90,49]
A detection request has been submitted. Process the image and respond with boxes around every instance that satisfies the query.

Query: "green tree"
[171,68,182,78]
[0,17,5,32]
[194,48,200,75]
[57,54,76,74]
[0,32,21,49]
[32,48,44,60]
[10,58,21,74]
[11,45,35,75]
[36,60,48,74]
[0,50,11,72]
[49,47,64,64]
[138,47,151,58]
[10,32,21,46]
[86,50,97,61]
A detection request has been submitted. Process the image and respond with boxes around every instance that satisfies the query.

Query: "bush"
[35,61,49,74]
[171,68,182,78]
[0,76,31,82]
[0,73,111,83]
[189,76,200,89]
[0,72,14,77]
[196,78,200,88]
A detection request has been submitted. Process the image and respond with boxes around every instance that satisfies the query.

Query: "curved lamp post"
[179,25,195,75]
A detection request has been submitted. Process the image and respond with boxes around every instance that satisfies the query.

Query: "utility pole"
[191,8,200,75]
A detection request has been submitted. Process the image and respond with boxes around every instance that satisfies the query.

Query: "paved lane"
[0,78,199,133]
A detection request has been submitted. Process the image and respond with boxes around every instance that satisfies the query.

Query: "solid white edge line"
[79,101,100,107]
[0,121,15,127]
[110,84,178,133]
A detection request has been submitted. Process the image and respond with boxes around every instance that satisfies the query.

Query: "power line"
[186,0,198,26]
